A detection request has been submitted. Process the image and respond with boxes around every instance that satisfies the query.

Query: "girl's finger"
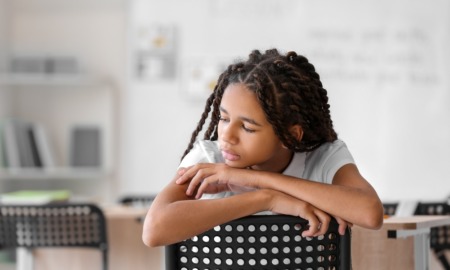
[316,213,331,236]
[196,175,220,199]
[186,168,212,196]
[334,216,349,235]
[176,166,194,184]
[302,217,320,237]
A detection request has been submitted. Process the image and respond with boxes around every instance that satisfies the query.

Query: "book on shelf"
[0,123,6,168]
[0,118,56,171]
[2,119,21,168]
[32,122,56,168]
[15,120,35,167]
[0,189,70,205]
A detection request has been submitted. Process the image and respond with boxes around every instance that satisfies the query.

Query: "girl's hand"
[176,163,255,198]
[333,216,353,236]
[266,189,332,237]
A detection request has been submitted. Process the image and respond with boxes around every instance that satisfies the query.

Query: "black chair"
[166,215,351,270]
[414,202,450,270]
[118,195,155,208]
[0,203,108,270]
[382,202,399,216]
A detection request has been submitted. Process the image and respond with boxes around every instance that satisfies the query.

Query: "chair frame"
[0,203,108,270]
[166,214,351,270]
[414,202,450,270]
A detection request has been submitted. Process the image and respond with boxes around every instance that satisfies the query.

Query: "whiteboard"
[125,0,450,201]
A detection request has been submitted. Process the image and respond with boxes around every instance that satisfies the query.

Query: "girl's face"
[218,83,293,172]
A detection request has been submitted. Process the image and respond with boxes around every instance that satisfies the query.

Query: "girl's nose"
[221,123,238,145]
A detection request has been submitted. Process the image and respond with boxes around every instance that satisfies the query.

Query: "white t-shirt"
[179,139,355,199]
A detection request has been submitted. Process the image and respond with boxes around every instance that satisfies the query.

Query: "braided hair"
[181,49,337,160]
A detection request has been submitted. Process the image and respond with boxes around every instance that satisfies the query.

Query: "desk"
[33,206,163,270]
[352,216,450,270]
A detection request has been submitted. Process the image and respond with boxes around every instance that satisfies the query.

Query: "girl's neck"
[250,149,294,173]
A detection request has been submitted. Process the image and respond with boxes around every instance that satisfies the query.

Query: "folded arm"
[178,163,384,230]
[143,171,332,247]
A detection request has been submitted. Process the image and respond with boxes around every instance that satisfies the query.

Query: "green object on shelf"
[0,189,70,204]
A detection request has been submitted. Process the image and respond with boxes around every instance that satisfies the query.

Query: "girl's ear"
[290,125,304,142]
[282,125,304,149]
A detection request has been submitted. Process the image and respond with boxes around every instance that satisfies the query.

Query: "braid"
[180,92,215,160]
[181,48,338,160]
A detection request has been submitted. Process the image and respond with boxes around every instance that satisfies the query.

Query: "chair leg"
[16,248,33,270]
[102,250,108,270]
[435,249,450,270]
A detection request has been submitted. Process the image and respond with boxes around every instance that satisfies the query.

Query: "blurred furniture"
[414,202,450,270]
[166,215,351,270]
[383,202,399,216]
[352,215,450,270]
[0,203,108,270]
[118,195,155,208]
[382,201,450,270]
[32,205,162,270]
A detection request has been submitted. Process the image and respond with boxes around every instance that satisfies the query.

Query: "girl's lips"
[221,150,240,161]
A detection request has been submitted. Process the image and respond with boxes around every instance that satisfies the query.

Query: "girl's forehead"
[220,83,268,120]
[221,83,257,104]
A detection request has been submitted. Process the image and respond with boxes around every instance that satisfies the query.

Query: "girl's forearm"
[143,188,271,247]
[253,168,383,229]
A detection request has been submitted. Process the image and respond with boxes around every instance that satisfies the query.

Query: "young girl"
[143,49,383,247]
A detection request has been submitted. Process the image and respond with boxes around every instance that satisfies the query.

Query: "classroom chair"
[414,202,450,270]
[382,202,398,216]
[0,203,108,270]
[165,214,351,270]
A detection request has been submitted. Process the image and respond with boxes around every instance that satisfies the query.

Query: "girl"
[143,49,383,247]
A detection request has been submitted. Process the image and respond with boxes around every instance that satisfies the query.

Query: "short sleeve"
[179,140,223,168]
[303,140,355,184]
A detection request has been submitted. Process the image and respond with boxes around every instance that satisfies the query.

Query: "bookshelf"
[0,167,109,181]
[0,0,123,202]
[0,74,109,87]
[0,74,117,197]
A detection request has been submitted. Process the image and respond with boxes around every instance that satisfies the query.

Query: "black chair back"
[166,215,351,270]
[0,203,108,270]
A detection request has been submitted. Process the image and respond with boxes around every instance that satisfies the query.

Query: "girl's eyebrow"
[219,106,262,126]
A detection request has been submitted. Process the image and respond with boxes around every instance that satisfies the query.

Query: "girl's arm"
[257,163,384,229]
[143,172,332,247]
[179,163,384,230]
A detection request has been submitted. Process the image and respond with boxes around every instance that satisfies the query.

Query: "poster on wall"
[179,57,228,101]
[133,24,177,81]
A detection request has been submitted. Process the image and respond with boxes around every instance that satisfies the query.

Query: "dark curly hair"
[181,49,337,160]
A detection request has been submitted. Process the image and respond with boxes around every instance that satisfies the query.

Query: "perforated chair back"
[166,215,351,270]
[0,203,108,270]
[382,203,399,216]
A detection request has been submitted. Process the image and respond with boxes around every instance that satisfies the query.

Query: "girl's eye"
[242,125,255,133]
[219,117,229,122]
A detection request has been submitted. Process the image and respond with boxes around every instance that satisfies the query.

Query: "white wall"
[2,0,449,202]
[123,0,450,202]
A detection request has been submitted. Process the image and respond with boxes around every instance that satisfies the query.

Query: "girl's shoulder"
[304,139,355,183]
[314,139,348,154]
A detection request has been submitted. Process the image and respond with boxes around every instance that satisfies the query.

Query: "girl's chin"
[224,160,247,169]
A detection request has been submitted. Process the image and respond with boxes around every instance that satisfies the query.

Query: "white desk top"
[382,215,450,230]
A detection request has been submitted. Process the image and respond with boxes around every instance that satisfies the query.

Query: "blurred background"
[0,0,449,204]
